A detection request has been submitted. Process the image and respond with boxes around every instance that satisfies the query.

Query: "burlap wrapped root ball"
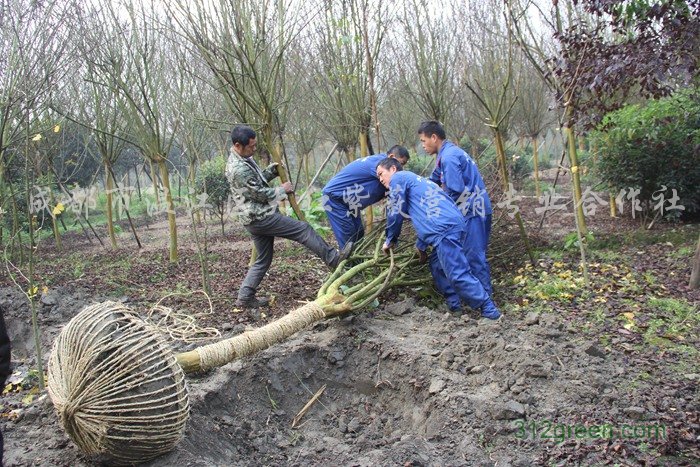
[47,302,190,464]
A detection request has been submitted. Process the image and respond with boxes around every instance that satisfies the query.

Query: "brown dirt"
[1,204,698,466]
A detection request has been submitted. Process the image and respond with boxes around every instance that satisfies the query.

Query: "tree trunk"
[105,161,117,248]
[158,159,178,262]
[264,129,305,221]
[564,106,587,235]
[134,164,142,201]
[189,158,201,225]
[149,158,160,206]
[494,130,535,265]
[690,233,700,289]
[610,192,618,218]
[532,135,541,198]
[359,131,373,233]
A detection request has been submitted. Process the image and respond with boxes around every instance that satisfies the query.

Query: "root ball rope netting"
[47,302,190,464]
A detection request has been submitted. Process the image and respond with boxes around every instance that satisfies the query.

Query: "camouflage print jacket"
[225,150,287,225]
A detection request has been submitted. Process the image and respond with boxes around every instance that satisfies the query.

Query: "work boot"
[480,298,502,320]
[329,241,355,270]
[235,296,270,309]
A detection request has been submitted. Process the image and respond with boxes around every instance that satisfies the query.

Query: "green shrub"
[590,88,700,217]
[194,155,230,224]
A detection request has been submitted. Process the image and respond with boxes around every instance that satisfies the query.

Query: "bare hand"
[281,181,294,194]
[416,248,428,264]
[382,242,394,255]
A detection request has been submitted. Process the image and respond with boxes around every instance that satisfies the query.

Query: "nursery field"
[1,201,698,466]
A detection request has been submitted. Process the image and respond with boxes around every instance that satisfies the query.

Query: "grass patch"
[642,298,699,351]
[668,245,694,259]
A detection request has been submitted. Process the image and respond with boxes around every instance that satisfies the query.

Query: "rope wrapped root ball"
[47,301,189,464]
[46,229,424,463]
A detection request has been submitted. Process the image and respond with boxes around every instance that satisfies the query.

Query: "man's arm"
[441,154,466,202]
[384,181,407,248]
[428,163,441,185]
[228,162,286,204]
[261,163,280,183]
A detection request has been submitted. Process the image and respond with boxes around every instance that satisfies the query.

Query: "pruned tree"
[397,0,462,124]
[513,59,553,197]
[0,0,76,255]
[462,0,536,265]
[305,0,371,162]
[505,0,591,235]
[169,0,308,220]
[79,0,183,261]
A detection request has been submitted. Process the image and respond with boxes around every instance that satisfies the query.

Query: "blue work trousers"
[325,196,365,249]
[429,227,490,311]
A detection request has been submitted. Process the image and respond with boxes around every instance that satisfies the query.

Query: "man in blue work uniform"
[418,121,494,304]
[376,158,501,320]
[322,145,410,249]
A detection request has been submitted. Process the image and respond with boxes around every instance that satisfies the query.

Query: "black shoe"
[235,296,270,309]
[329,241,355,270]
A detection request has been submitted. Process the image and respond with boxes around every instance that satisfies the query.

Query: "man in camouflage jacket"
[226,125,353,309]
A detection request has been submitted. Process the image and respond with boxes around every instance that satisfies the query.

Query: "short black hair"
[377,157,403,172]
[231,125,256,146]
[417,120,446,140]
[387,145,410,162]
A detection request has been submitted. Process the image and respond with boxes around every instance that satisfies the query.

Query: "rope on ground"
[147,290,222,344]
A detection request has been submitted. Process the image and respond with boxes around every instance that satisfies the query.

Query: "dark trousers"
[238,212,338,300]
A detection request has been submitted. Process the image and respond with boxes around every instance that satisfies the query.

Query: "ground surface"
[1,196,698,466]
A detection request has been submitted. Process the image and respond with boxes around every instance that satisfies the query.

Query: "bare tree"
[397,0,462,124]
[0,0,79,390]
[0,0,76,254]
[305,0,372,163]
[462,0,535,265]
[513,59,553,197]
[79,0,184,261]
[505,0,592,235]
[169,0,309,220]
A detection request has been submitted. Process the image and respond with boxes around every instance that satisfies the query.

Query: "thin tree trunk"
[690,233,700,289]
[149,159,160,205]
[304,151,311,188]
[564,106,587,235]
[158,159,178,262]
[610,192,618,217]
[532,135,541,198]
[106,164,142,249]
[105,161,117,248]
[359,131,373,233]
[265,129,305,221]
[134,164,142,201]
[495,130,535,265]
[189,158,201,225]
[25,130,44,390]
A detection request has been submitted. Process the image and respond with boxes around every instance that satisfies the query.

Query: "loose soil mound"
[3,293,693,466]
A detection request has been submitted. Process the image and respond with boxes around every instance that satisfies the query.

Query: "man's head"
[387,145,410,166]
[417,120,446,155]
[376,157,403,189]
[231,125,257,158]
